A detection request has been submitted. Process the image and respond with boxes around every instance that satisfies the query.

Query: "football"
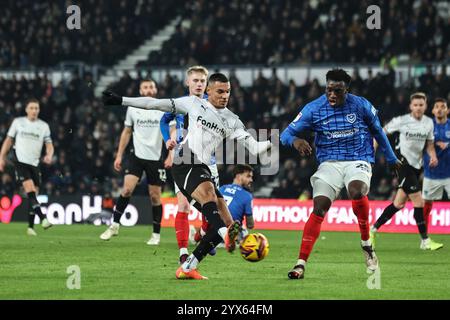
[239,233,270,262]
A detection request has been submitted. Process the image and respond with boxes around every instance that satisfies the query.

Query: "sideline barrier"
[3,195,449,234]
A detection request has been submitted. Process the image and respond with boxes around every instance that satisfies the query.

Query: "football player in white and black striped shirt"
[0,99,54,235]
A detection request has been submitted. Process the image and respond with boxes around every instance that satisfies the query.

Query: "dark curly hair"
[326,69,352,86]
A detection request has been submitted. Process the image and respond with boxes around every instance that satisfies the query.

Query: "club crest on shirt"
[346,113,356,124]
[446,131,450,139]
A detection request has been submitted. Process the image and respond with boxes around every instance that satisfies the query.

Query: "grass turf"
[0,223,449,300]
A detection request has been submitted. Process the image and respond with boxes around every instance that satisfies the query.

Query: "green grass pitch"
[1,223,449,300]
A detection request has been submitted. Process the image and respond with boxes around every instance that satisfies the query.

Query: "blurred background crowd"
[1,0,449,201]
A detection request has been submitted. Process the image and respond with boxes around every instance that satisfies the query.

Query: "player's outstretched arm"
[229,119,272,155]
[102,90,187,114]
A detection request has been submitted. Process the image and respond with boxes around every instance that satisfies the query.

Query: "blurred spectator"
[1,64,449,199]
[0,0,179,68]
[141,0,450,67]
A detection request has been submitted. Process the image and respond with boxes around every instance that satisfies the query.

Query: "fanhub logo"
[136,119,160,127]
[405,132,428,140]
[37,196,138,226]
[196,116,226,136]
[0,195,22,224]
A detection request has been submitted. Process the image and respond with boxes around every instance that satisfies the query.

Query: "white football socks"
[217,227,227,241]
[296,259,306,267]
[179,248,188,256]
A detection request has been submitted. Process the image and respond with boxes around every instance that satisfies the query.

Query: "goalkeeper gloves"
[102,90,123,106]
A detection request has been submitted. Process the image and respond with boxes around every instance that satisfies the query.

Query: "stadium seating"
[139,0,450,66]
[0,0,179,68]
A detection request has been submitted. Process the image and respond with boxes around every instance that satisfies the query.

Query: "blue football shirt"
[424,119,450,179]
[281,94,386,164]
[219,184,253,224]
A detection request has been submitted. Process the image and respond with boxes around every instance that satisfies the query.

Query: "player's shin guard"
[192,202,225,261]
[413,207,428,239]
[352,196,370,241]
[152,205,163,234]
[27,192,44,220]
[374,203,399,230]
[423,201,432,232]
[299,213,324,262]
[175,211,189,249]
[113,195,130,223]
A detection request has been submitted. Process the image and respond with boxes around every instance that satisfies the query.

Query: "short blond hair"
[410,92,427,102]
[186,65,209,77]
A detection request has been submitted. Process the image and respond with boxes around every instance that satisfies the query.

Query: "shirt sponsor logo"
[196,116,226,136]
[405,132,428,140]
[20,131,40,140]
[325,128,359,139]
[346,113,356,124]
[136,119,160,127]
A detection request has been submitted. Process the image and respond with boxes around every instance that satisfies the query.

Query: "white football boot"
[27,228,37,236]
[100,222,119,240]
[41,218,53,230]
[147,233,160,245]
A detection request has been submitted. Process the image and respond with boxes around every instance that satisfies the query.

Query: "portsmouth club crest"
[445,131,450,139]
[346,113,356,124]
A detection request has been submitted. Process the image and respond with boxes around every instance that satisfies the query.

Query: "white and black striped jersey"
[7,117,52,167]
[124,107,164,161]
[384,114,434,169]
[122,95,272,165]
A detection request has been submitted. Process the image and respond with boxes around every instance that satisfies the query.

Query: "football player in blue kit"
[422,98,450,237]
[280,68,401,280]
[219,165,255,241]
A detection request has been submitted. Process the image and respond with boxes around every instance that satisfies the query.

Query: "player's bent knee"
[150,193,161,205]
[393,201,405,210]
[349,190,365,200]
[312,208,327,217]
[178,202,190,213]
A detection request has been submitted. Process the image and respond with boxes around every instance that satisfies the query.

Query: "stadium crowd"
[142,0,450,66]
[0,0,179,68]
[1,64,449,200]
[1,0,449,69]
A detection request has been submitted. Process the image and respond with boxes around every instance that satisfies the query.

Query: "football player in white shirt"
[161,66,233,265]
[103,73,272,280]
[100,80,169,245]
[0,99,54,235]
[370,92,443,250]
